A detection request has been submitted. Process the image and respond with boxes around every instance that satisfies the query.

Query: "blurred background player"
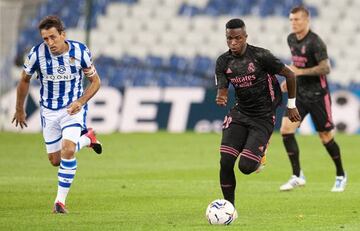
[216,18,301,206]
[279,6,346,192]
[12,15,102,213]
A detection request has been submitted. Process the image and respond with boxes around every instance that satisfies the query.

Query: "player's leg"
[53,106,88,213]
[318,131,345,177]
[238,119,273,175]
[76,128,102,154]
[48,151,61,166]
[280,99,307,177]
[53,125,81,213]
[310,97,346,191]
[41,107,62,167]
[280,117,301,176]
[219,115,247,206]
[74,105,102,154]
[279,116,306,191]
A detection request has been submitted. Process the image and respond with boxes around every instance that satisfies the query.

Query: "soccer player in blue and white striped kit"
[12,15,102,214]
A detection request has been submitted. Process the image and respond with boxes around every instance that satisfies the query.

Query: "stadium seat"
[15,0,360,87]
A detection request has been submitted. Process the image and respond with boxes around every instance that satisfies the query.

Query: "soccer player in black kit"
[215,18,301,206]
[279,6,347,192]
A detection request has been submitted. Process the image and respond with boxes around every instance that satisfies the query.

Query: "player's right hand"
[12,110,28,129]
[216,96,227,106]
[287,108,301,122]
[67,100,82,115]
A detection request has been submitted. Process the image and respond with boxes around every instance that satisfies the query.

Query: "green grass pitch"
[0,132,359,231]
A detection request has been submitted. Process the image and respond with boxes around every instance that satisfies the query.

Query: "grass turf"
[0,132,359,231]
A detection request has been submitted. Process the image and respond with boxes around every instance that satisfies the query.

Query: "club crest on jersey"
[57,65,66,74]
[247,62,255,73]
[226,68,233,74]
[301,45,306,54]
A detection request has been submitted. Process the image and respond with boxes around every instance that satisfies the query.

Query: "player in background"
[12,15,102,213]
[216,18,301,206]
[279,6,346,192]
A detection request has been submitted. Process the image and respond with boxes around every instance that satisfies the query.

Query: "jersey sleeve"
[313,36,328,63]
[80,44,93,69]
[257,49,285,75]
[23,46,39,77]
[215,55,229,89]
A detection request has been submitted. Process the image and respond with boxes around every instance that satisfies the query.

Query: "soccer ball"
[205,199,238,225]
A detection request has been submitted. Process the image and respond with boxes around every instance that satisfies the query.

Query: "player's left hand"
[288,65,303,76]
[287,108,301,122]
[67,101,83,115]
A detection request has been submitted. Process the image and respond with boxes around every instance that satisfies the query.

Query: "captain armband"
[287,98,296,109]
[83,65,97,77]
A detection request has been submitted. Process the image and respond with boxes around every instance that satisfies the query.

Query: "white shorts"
[40,105,87,153]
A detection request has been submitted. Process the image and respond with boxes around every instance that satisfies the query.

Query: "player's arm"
[216,88,228,107]
[215,55,229,107]
[279,65,301,122]
[12,70,31,128]
[290,59,330,76]
[67,65,101,115]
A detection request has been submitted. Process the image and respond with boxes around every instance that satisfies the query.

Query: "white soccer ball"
[205,199,238,225]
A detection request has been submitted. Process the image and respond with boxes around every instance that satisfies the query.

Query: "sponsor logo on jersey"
[230,74,256,88]
[43,74,75,81]
[292,55,308,67]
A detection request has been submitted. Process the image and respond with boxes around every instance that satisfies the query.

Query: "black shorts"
[284,93,334,132]
[221,109,274,158]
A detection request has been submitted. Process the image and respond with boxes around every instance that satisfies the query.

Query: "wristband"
[287,98,296,109]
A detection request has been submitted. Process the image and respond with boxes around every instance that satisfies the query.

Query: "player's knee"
[238,156,258,175]
[61,142,76,159]
[318,131,333,144]
[280,118,298,135]
[280,125,293,135]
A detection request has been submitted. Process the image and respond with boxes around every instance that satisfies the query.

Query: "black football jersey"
[288,30,329,101]
[215,44,284,118]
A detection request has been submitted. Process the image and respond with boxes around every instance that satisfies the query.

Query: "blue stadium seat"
[145,55,164,69]
[169,55,189,72]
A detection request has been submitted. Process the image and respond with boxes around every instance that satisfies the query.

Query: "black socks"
[282,134,301,177]
[324,139,345,176]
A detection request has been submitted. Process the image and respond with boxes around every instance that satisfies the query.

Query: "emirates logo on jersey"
[301,45,306,54]
[247,62,255,73]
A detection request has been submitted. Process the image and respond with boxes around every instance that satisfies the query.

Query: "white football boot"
[331,173,347,192]
[280,171,306,191]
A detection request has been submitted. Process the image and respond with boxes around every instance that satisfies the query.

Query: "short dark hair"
[226,18,245,29]
[38,15,65,33]
[290,5,310,17]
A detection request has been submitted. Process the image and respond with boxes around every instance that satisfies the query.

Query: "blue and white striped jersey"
[23,40,93,110]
